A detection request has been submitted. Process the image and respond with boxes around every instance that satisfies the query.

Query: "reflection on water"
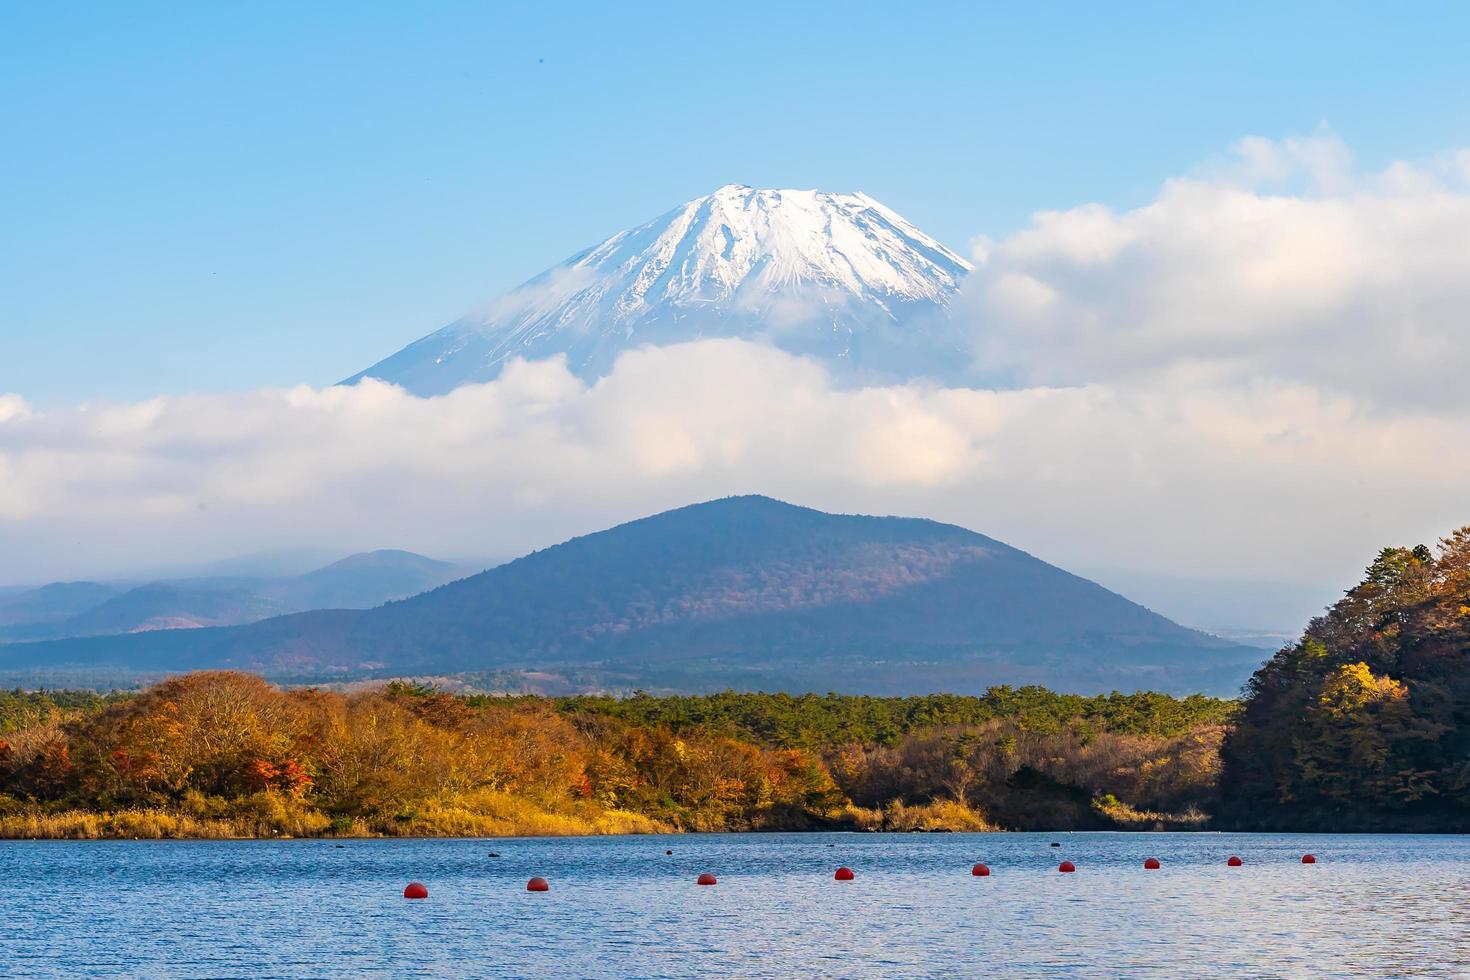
[2,832,1467,978]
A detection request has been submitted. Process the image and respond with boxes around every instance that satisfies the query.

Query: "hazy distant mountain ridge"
[283,550,468,610]
[0,582,122,628]
[345,185,976,395]
[0,550,471,643]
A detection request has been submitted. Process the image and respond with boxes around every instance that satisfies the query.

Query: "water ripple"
[1,832,1467,978]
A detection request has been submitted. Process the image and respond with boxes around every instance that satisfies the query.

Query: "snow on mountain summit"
[346,185,976,395]
[591,183,972,308]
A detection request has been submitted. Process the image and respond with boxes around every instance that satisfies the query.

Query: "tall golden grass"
[0,796,1007,839]
[0,791,670,840]
[840,799,998,833]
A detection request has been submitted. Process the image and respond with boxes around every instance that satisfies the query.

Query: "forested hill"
[1218,527,1470,832]
[0,496,1262,695]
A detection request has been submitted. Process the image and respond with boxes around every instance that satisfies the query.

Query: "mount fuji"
[345,185,976,396]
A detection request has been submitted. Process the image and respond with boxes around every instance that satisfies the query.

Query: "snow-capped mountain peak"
[346,186,975,395]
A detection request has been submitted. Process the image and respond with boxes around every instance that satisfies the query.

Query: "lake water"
[2,832,1466,978]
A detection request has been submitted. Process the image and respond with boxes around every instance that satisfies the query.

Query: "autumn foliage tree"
[1219,529,1470,830]
[0,670,1236,837]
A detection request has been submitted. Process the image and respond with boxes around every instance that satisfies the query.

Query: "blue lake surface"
[2,832,1467,978]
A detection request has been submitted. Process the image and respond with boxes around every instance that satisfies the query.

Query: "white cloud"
[2,340,1467,619]
[960,134,1470,410]
[2,134,1467,635]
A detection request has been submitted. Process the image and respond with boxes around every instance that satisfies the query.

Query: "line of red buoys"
[402,852,1324,899]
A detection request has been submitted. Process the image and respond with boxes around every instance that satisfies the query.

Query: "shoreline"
[0,806,1209,841]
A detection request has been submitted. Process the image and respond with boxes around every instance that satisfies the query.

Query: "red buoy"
[403,881,428,899]
[1143,857,1161,870]
[834,866,855,881]
[697,873,717,885]
[1301,854,1317,864]
[971,863,991,877]
[1227,856,1243,867]
[527,876,550,892]
[1058,860,1076,873]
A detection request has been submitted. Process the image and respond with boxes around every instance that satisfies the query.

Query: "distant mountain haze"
[0,582,123,628]
[280,550,471,610]
[345,185,976,395]
[2,498,1264,694]
[0,550,472,644]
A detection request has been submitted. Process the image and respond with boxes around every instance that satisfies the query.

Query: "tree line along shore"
[1,526,1466,838]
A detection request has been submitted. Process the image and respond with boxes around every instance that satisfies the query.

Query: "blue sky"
[4,1,1470,406]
